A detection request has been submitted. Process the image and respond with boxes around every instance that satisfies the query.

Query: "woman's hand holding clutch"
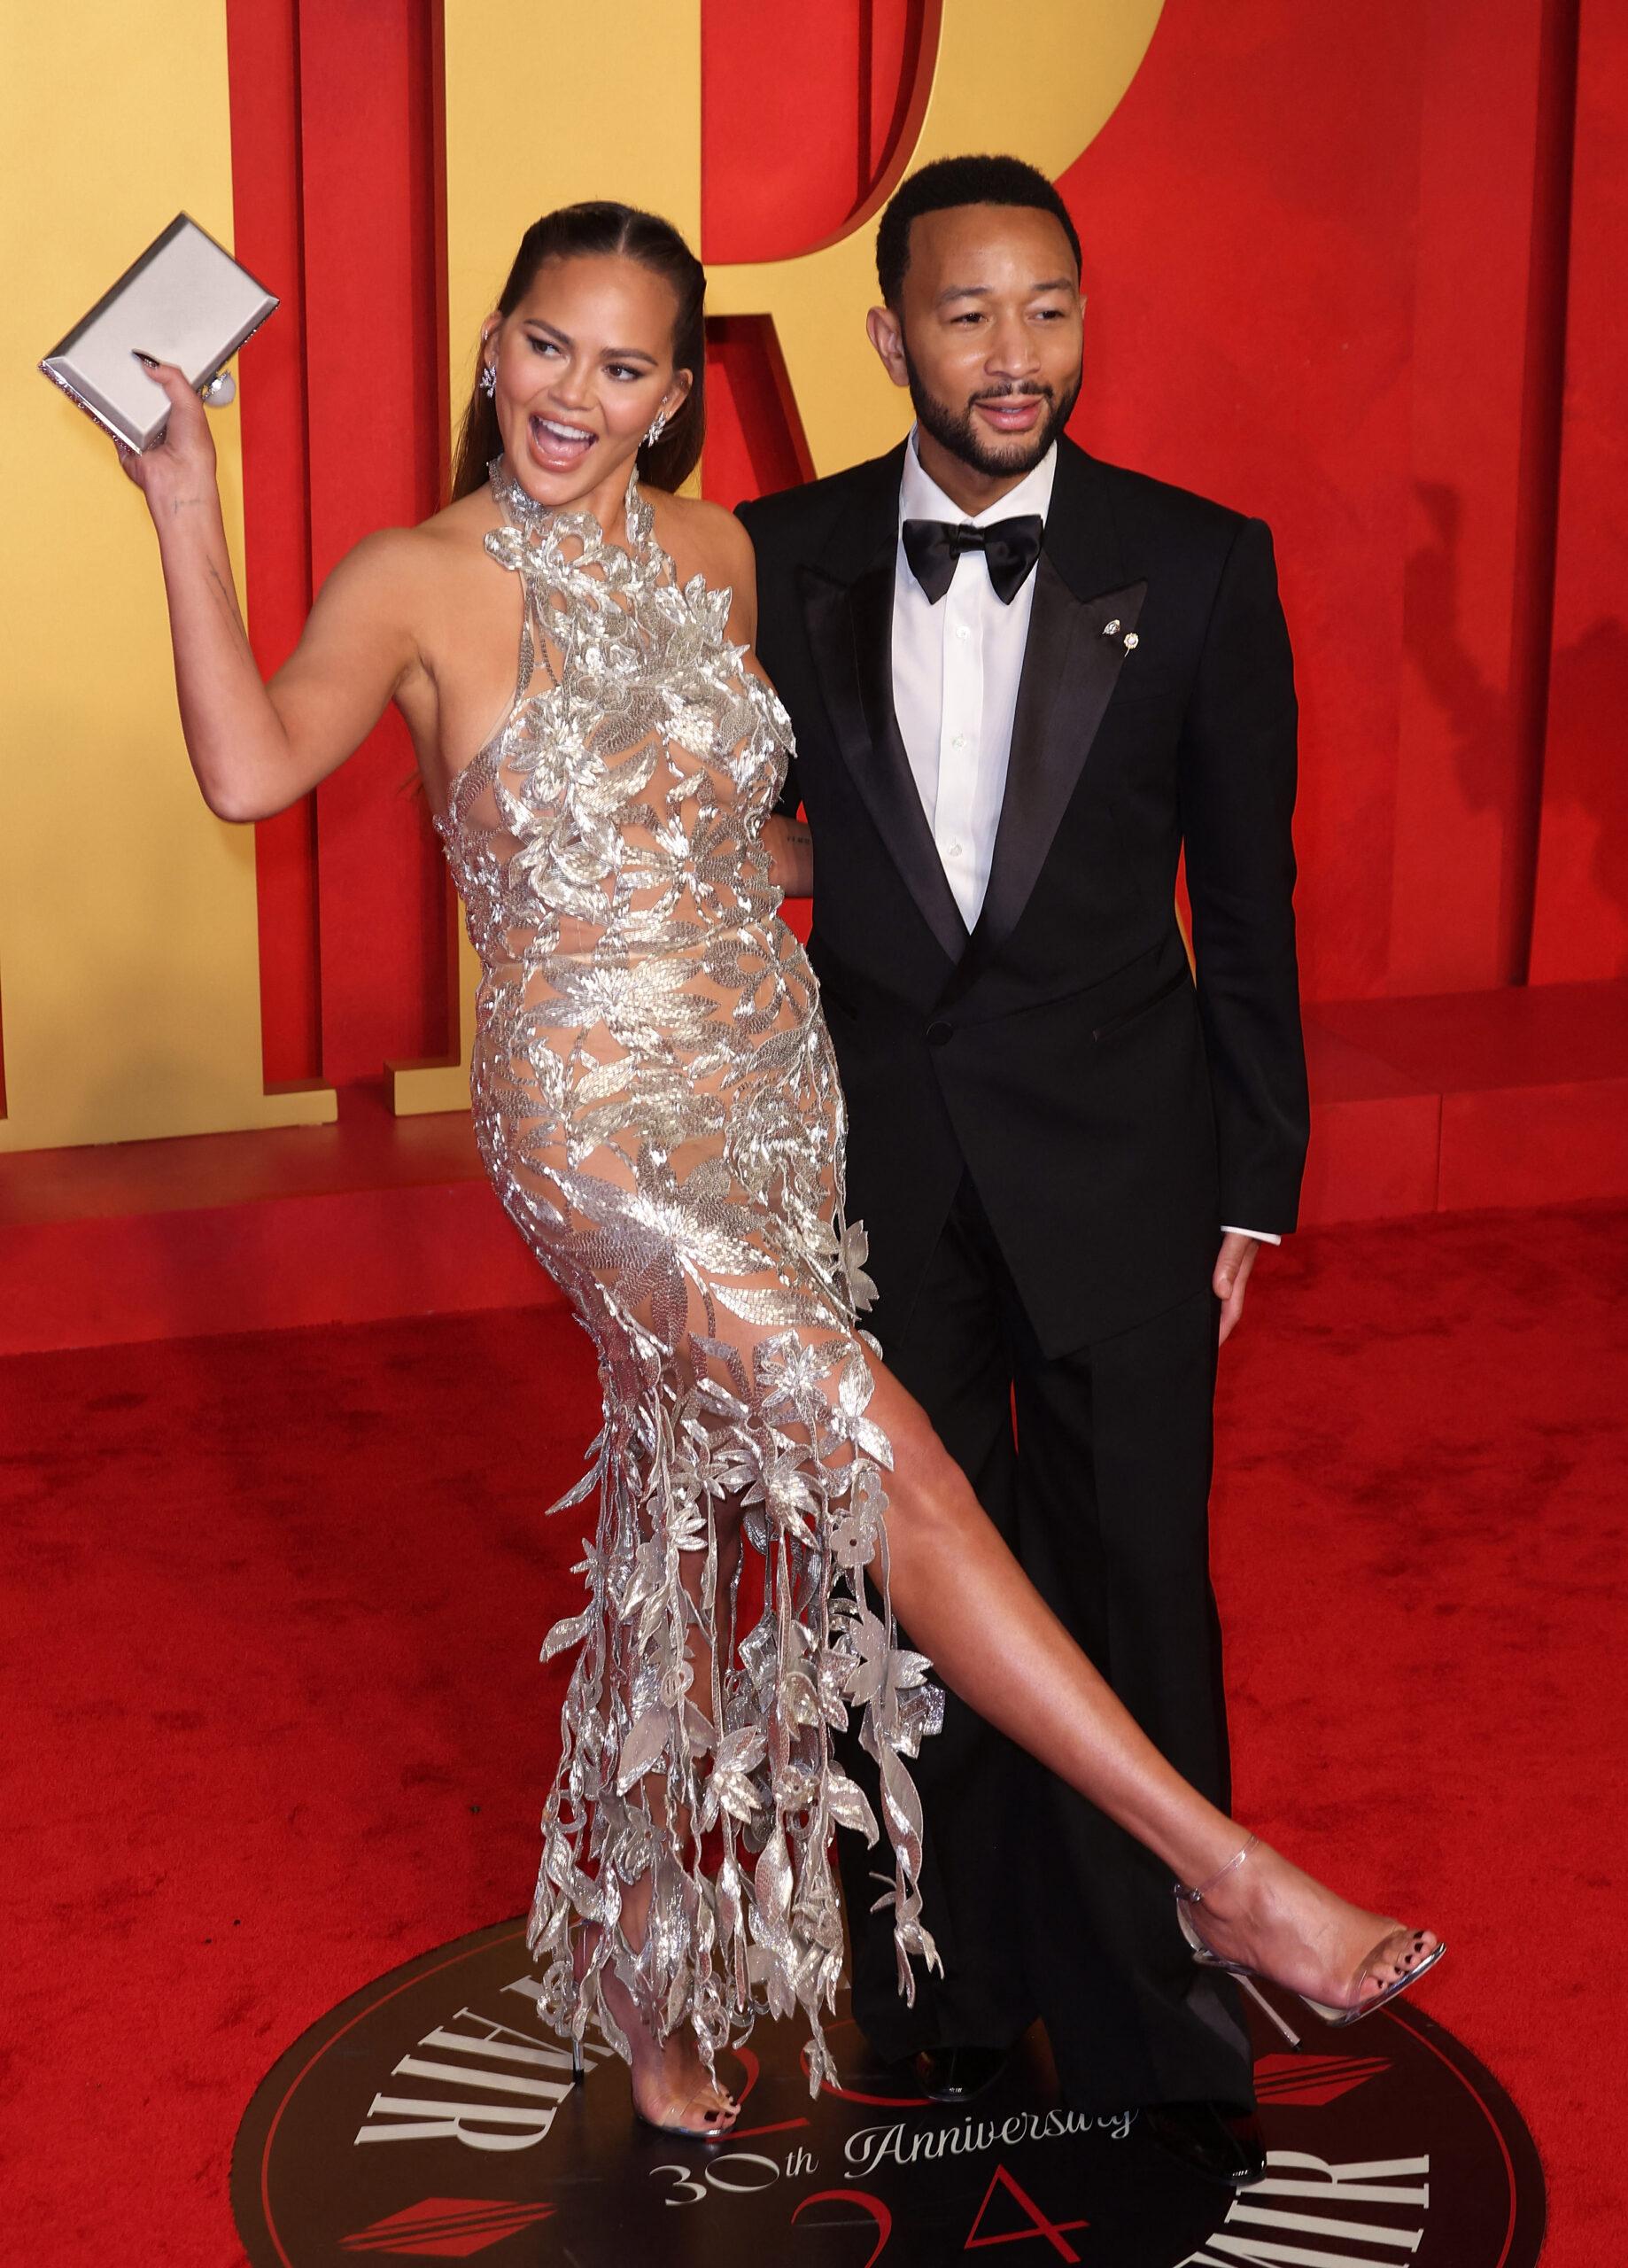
[118,355,220,521]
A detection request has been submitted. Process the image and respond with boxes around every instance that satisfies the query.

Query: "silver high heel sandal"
[1174,1834,1446,2051]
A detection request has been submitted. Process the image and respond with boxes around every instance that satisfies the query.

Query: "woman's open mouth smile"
[528,413,598,471]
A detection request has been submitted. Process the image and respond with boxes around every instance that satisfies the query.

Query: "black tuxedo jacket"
[739,437,1309,1355]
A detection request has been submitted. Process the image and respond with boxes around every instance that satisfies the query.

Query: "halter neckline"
[488,455,654,559]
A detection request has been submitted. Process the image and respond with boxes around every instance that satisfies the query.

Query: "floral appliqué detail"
[435,463,941,2094]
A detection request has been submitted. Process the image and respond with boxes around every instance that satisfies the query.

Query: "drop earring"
[479,363,497,399]
[643,407,669,448]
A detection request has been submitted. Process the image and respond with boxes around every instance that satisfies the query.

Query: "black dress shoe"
[898,2045,1012,2102]
[1143,2100,1267,2188]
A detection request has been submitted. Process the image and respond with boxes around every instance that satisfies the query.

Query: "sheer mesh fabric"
[433,464,941,2090]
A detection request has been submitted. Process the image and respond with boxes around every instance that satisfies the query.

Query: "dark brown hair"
[451,201,706,501]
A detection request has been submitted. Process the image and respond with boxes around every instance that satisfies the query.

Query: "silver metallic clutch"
[40,214,277,452]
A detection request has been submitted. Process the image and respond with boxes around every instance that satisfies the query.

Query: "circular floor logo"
[233,1917,1544,2266]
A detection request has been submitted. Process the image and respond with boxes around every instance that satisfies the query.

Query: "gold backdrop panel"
[0,0,336,1152]
[396,0,1160,1117]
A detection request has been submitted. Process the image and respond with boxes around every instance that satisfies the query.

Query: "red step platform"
[0,1084,550,1358]
[1301,979,1628,1223]
[3,981,1624,1357]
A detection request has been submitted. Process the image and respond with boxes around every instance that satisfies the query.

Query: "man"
[739,155,1307,2187]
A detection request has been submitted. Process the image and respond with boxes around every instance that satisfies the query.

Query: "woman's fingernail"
[132,350,159,369]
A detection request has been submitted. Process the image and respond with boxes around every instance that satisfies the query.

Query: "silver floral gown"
[434,462,941,2093]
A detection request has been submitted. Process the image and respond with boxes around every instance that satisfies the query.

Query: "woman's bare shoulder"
[325,492,477,574]
[404,485,503,566]
[648,490,755,592]
[328,490,497,610]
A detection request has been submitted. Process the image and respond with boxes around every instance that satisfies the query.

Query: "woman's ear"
[663,365,695,420]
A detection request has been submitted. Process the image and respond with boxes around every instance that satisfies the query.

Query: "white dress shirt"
[893,431,1058,931]
[890,428,1279,1249]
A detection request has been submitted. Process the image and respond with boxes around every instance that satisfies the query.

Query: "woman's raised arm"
[124,359,422,822]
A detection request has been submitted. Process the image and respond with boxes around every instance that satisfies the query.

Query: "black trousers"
[838,1176,1254,2112]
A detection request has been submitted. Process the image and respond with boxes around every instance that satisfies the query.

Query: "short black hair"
[876,153,1082,307]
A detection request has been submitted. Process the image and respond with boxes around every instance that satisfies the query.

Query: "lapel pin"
[1103,617,1120,636]
[1124,632,1139,649]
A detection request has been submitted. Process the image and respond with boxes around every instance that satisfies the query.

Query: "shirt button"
[951,733,968,750]
[945,839,964,858]
[955,625,972,641]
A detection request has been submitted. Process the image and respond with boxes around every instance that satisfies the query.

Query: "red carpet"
[4,1201,1624,2263]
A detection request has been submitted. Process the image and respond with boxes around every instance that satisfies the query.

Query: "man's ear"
[866,304,910,391]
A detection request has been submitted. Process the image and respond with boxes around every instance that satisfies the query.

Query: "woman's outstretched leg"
[864,1358,1442,2018]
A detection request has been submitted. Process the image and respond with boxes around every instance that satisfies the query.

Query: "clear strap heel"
[1174,1835,1446,2051]
[570,1915,738,2137]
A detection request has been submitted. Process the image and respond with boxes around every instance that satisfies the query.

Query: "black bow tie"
[902,513,1044,605]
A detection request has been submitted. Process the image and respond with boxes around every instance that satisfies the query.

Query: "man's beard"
[903,342,1081,480]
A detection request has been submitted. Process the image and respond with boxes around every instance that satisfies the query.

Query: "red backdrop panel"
[1529,0,1628,982]
[229,0,451,1091]
[1059,0,1585,1002]
[699,0,925,511]
[227,0,321,1086]
[298,1,450,1087]
[701,0,872,260]
[228,0,1623,1093]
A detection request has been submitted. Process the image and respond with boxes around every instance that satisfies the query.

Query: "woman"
[124,202,1441,2140]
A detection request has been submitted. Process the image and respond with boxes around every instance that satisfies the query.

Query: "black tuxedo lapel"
[798,452,969,967]
[961,444,1148,975]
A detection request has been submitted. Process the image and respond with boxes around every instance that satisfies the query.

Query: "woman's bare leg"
[590,1499,747,2133]
[864,1358,1441,2011]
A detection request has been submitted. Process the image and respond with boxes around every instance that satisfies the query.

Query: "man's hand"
[1213,1231,1261,1346]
